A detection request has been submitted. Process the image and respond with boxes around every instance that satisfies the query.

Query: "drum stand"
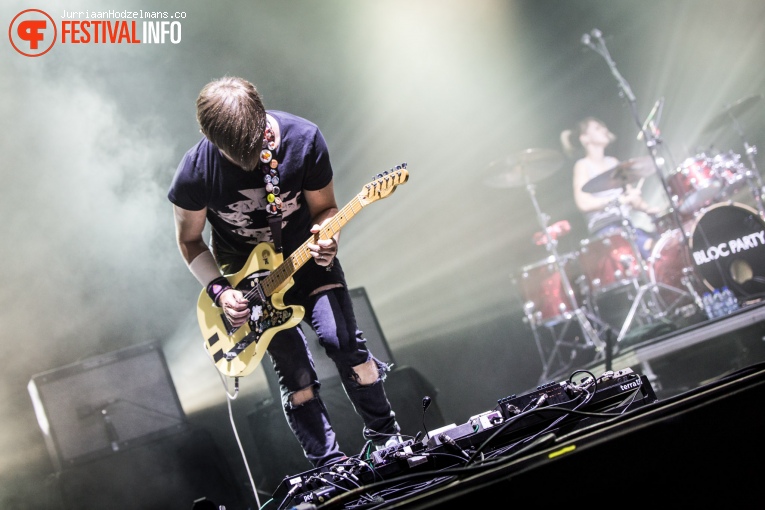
[615,255,701,343]
[594,164,707,345]
[522,180,610,383]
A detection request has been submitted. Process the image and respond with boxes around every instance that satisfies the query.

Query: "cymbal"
[702,94,763,134]
[484,148,564,188]
[582,156,655,193]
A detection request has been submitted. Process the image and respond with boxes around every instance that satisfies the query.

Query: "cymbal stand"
[522,175,608,382]
[583,28,698,343]
[729,113,764,217]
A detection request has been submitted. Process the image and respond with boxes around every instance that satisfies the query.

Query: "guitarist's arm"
[305,179,340,269]
[173,205,250,327]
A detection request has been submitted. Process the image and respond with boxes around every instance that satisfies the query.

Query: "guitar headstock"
[358,163,409,205]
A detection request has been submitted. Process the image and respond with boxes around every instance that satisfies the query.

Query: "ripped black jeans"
[267,286,400,467]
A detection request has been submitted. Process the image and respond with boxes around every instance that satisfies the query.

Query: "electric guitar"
[197,164,409,378]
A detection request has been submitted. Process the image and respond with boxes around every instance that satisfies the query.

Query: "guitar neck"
[260,196,364,297]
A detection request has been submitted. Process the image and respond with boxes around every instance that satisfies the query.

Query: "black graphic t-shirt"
[168,110,344,302]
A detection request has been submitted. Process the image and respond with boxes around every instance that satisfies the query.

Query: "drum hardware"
[580,156,656,194]
[668,154,723,217]
[483,148,564,189]
[701,94,765,217]
[495,148,609,381]
[578,173,692,346]
[518,253,583,327]
[582,28,705,347]
[711,151,749,199]
[607,219,702,344]
[668,151,753,219]
[700,94,762,134]
[578,225,643,295]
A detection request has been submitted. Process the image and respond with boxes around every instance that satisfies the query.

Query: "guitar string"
[233,171,403,306]
[237,193,363,302]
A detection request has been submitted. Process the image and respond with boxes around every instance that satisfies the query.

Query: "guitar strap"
[268,213,283,254]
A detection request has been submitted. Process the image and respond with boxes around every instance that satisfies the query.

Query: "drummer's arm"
[573,161,618,212]
[623,183,663,215]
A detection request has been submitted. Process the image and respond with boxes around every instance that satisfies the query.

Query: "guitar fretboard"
[259,165,408,296]
[260,196,363,297]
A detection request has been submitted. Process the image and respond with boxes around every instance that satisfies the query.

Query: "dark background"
[2,1,765,508]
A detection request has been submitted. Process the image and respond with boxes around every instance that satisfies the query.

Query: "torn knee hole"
[288,386,316,407]
[351,358,382,386]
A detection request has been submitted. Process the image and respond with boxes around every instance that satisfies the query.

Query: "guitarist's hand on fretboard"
[308,221,339,268]
[218,288,250,328]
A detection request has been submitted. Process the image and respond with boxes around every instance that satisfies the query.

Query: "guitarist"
[168,76,401,467]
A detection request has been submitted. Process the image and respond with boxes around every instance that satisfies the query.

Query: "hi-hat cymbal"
[484,148,564,188]
[702,94,763,134]
[582,156,655,193]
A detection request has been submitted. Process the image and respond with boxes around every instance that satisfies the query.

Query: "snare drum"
[690,202,765,299]
[518,253,582,325]
[578,229,641,294]
[668,154,721,216]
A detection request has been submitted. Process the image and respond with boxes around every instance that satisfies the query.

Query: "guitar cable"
[209,344,263,509]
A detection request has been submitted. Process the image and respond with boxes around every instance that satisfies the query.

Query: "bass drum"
[690,202,765,300]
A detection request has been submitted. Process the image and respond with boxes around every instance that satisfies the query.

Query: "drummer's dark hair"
[560,117,609,159]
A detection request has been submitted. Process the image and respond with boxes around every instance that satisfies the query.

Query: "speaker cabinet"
[55,428,248,510]
[28,342,187,471]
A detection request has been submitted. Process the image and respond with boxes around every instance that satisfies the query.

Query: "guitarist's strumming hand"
[218,288,250,328]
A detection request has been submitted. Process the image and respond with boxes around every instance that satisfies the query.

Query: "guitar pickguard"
[218,271,295,361]
[197,250,304,378]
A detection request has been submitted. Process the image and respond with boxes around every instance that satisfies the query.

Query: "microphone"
[638,97,665,140]
[581,29,603,50]
[421,396,432,441]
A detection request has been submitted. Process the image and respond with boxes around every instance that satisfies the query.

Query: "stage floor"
[270,356,765,509]
[585,298,765,398]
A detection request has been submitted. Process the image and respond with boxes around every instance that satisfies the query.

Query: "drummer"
[561,117,661,260]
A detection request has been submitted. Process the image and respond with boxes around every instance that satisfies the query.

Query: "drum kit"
[491,95,765,382]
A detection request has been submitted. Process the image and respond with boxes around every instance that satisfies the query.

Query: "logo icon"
[9,9,57,57]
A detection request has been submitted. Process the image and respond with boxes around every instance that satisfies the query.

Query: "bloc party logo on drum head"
[691,202,765,299]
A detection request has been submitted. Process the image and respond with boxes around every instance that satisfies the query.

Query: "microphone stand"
[582,29,700,343]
